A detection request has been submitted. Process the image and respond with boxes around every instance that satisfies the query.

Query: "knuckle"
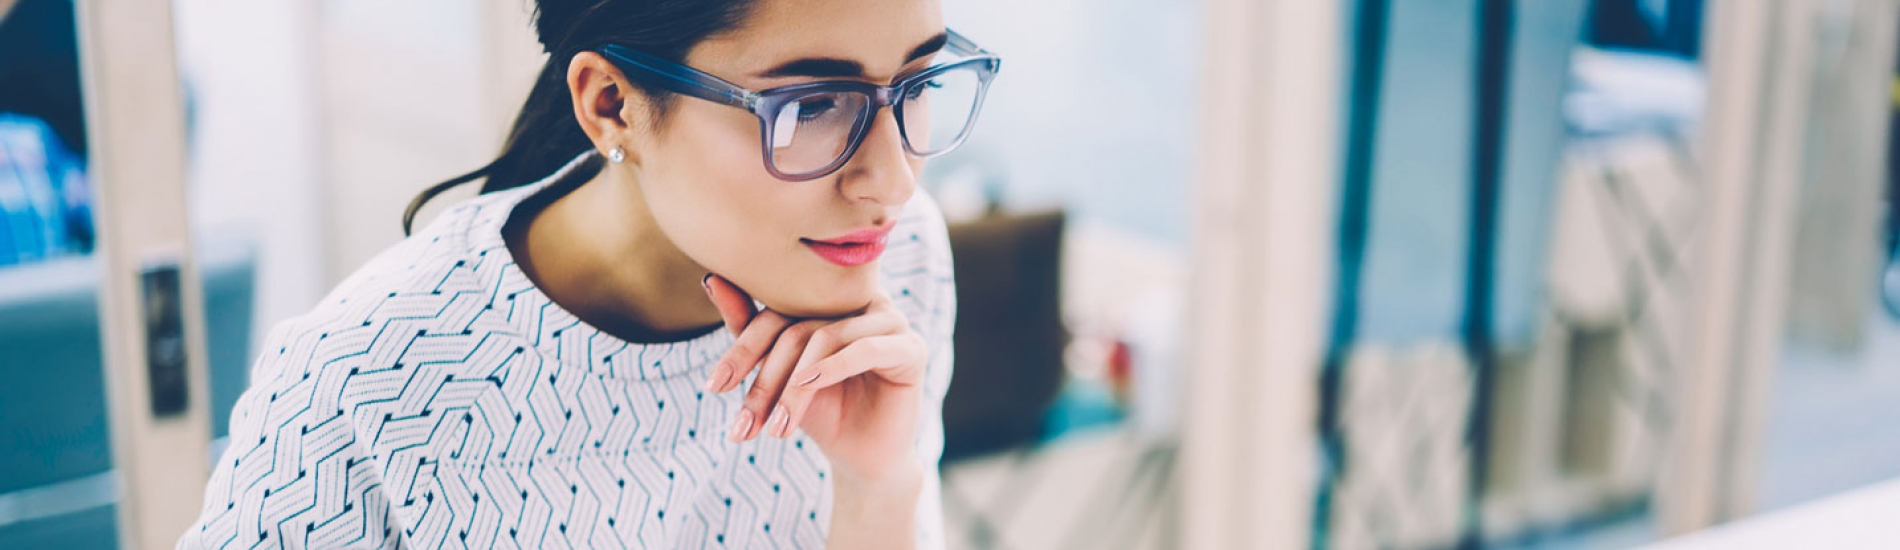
[804,355,834,375]
[759,310,789,330]
[788,321,823,342]
[851,338,880,356]
[777,385,807,405]
[810,328,836,349]
[744,384,772,404]
[764,343,796,366]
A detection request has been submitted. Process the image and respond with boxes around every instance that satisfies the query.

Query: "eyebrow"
[756,31,950,79]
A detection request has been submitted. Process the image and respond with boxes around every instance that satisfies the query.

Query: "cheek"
[640,107,781,249]
[644,144,793,269]
[640,125,881,315]
[638,107,889,315]
[657,192,882,317]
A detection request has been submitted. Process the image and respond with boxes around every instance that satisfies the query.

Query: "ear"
[566,52,654,157]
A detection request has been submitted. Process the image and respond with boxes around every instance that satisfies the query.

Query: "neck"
[506,162,723,342]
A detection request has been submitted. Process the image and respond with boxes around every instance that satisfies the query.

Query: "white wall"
[941,0,1201,244]
[174,0,328,339]
[316,0,537,284]
[175,0,542,337]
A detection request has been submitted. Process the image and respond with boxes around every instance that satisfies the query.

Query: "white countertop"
[1643,477,1900,549]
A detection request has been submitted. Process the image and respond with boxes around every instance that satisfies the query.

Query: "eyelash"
[903,79,943,101]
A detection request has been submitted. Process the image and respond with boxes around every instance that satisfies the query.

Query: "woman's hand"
[700,274,929,482]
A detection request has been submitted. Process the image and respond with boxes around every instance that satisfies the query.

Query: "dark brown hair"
[402,0,756,234]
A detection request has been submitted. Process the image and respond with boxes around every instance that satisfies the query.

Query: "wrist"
[833,453,923,502]
[833,453,923,519]
[828,458,922,549]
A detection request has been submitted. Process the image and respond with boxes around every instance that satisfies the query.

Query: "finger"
[776,333,928,437]
[816,305,908,348]
[792,333,928,391]
[706,309,790,394]
[784,310,908,389]
[731,319,822,442]
[766,323,855,439]
[703,274,757,336]
[769,308,907,438]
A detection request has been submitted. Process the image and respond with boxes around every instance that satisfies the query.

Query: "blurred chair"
[0,233,254,548]
[941,209,1068,463]
[938,209,1071,550]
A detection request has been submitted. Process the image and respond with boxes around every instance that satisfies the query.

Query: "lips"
[802,224,895,267]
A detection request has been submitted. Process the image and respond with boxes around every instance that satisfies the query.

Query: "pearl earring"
[607,147,626,164]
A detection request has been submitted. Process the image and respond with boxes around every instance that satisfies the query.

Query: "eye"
[796,97,838,121]
[904,79,945,101]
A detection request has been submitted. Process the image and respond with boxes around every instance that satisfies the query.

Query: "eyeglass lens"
[768,64,986,177]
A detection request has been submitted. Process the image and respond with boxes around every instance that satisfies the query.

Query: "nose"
[836,108,917,208]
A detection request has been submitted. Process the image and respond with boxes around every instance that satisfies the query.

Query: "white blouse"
[178,153,956,549]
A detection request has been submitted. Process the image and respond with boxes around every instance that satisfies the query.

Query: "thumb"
[702,273,758,336]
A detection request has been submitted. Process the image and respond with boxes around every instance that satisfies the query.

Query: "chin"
[758,266,882,319]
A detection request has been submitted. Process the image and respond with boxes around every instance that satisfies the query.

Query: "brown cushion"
[942,210,1068,462]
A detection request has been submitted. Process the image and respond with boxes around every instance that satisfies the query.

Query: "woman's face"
[617,0,944,318]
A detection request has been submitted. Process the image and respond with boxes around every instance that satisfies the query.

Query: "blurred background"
[4,0,1900,548]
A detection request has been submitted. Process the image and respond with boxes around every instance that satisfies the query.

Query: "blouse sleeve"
[176,318,402,550]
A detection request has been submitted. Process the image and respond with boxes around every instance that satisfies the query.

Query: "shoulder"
[252,187,537,390]
[885,187,954,274]
[881,189,957,338]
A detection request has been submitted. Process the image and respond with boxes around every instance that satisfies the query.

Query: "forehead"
[690,0,945,79]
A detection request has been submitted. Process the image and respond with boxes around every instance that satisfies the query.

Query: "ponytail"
[403,63,600,235]
[401,0,756,235]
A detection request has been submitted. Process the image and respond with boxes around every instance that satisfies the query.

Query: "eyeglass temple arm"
[598,44,759,110]
[601,31,994,109]
[945,29,994,57]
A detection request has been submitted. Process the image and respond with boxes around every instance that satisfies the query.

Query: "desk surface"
[1644,477,1900,549]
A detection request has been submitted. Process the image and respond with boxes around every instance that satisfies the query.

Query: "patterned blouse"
[178,153,956,549]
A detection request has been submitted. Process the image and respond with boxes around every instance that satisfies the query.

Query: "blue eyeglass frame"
[598,29,1002,181]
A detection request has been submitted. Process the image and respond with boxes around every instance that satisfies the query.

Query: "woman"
[178,0,998,546]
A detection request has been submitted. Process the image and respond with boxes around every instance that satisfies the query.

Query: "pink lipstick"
[802,223,895,267]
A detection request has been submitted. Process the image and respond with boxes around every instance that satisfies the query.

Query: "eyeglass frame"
[597,29,1002,181]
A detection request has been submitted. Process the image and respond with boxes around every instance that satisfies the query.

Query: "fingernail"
[795,370,821,387]
[705,369,729,393]
[768,405,790,438]
[701,273,714,291]
[729,408,753,442]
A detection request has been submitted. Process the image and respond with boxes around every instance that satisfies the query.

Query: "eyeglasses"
[599,30,1001,181]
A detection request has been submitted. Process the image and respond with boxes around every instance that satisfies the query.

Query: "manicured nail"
[705,369,729,393]
[795,370,821,387]
[701,273,714,291]
[729,408,753,442]
[768,405,790,438]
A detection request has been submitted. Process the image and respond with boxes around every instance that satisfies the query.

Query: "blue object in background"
[1344,0,1587,348]
[1351,0,1481,345]
[0,234,255,549]
[0,113,92,267]
[1040,379,1127,441]
[1491,0,1593,350]
[1321,0,1590,546]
